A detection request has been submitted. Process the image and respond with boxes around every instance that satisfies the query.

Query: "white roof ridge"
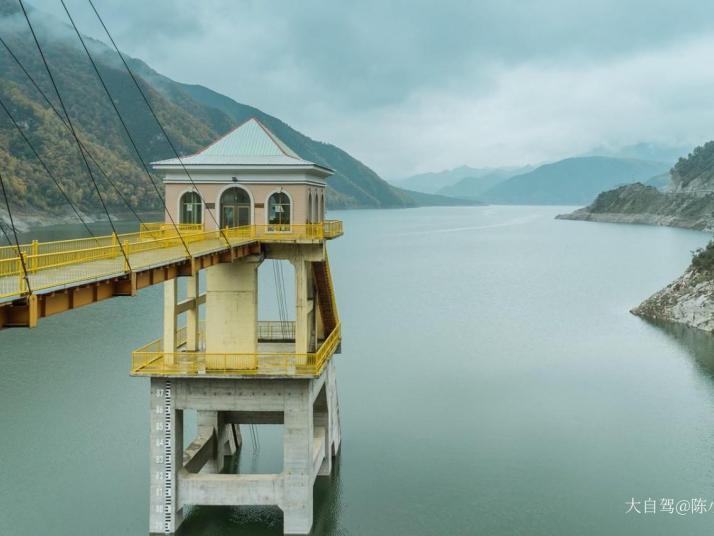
[150,117,334,174]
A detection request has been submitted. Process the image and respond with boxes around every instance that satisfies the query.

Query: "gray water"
[2,205,714,536]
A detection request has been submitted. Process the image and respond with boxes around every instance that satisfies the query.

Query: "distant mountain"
[437,166,532,199]
[398,189,484,207]
[0,1,463,228]
[558,141,714,230]
[391,165,520,195]
[478,156,670,205]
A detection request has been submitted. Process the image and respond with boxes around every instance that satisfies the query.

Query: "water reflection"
[176,454,343,535]
[643,318,714,378]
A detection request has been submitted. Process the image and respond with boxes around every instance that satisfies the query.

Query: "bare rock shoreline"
[631,268,714,334]
[556,209,714,232]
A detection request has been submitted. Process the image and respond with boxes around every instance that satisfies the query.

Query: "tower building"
[131,118,343,535]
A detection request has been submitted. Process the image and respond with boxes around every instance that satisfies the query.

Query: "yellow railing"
[131,322,341,377]
[0,220,342,299]
[322,220,343,238]
[256,320,296,340]
[139,222,203,240]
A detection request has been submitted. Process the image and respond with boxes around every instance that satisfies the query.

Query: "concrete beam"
[179,473,281,508]
[182,430,215,474]
[222,411,284,425]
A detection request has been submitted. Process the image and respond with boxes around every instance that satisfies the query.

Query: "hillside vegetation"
[558,141,714,230]
[0,1,437,228]
[671,141,714,191]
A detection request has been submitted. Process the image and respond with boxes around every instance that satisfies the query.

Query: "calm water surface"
[2,206,714,535]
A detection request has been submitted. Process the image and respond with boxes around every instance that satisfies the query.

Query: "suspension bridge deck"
[0,220,342,328]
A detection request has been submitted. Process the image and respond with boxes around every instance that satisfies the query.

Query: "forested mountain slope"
[558,142,714,230]
[0,0,440,229]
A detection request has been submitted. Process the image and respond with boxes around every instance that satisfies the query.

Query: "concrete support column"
[315,291,325,342]
[163,279,178,363]
[280,382,314,534]
[186,273,200,351]
[149,378,184,534]
[197,410,239,473]
[205,258,261,369]
[326,360,341,457]
[315,360,341,476]
[292,258,316,355]
[307,271,316,351]
[294,258,308,355]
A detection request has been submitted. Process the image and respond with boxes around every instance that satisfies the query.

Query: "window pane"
[268,192,291,225]
[180,192,202,224]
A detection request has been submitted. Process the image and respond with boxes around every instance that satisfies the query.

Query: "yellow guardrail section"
[256,320,296,340]
[131,322,341,377]
[0,220,343,300]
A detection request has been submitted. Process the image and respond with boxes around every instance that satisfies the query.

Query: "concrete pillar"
[315,360,341,476]
[307,271,316,351]
[326,360,341,457]
[293,258,309,356]
[186,273,200,351]
[315,290,325,342]
[163,279,178,363]
[149,378,184,534]
[197,410,238,473]
[205,258,260,369]
[280,382,314,534]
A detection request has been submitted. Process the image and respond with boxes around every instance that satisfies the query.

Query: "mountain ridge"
[557,141,714,230]
[0,0,469,230]
[478,156,670,205]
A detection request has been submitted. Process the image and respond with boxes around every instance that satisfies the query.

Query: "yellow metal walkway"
[0,221,342,328]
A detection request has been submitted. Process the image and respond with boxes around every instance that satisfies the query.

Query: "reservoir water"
[2,205,714,535]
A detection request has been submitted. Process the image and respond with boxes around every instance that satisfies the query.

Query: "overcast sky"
[34,0,714,178]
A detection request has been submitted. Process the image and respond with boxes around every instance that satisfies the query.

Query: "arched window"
[312,192,318,223]
[320,192,325,221]
[220,187,251,228]
[180,191,202,224]
[308,191,313,223]
[268,192,291,226]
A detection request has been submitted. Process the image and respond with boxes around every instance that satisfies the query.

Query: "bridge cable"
[0,219,14,245]
[59,0,191,258]
[0,167,31,293]
[0,93,96,239]
[86,0,231,248]
[17,0,132,271]
[274,260,290,338]
[0,34,148,229]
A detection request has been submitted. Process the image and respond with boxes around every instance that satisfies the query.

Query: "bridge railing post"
[123,240,131,272]
[112,232,118,258]
[31,240,38,273]
[18,255,27,293]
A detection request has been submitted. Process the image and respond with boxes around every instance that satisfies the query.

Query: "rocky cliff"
[558,141,714,231]
[557,183,714,231]
[632,242,714,332]
[631,268,714,333]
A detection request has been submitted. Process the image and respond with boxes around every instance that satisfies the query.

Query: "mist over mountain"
[0,0,467,226]
[477,156,670,205]
[582,142,691,164]
[437,166,533,199]
[392,165,502,194]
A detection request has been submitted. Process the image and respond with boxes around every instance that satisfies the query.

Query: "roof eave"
[153,163,333,177]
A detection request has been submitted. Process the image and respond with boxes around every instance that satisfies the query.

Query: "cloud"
[28,0,714,176]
